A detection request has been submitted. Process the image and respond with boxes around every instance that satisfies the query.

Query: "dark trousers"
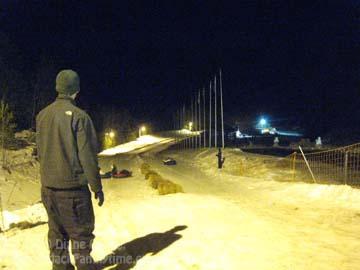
[41,186,96,270]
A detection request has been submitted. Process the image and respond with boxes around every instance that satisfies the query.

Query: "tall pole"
[209,81,212,148]
[174,112,176,130]
[194,95,197,149]
[197,91,200,148]
[214,75,217,148]
[220,69,225,148]
[196,95,199,148]
[183,105,186,130]
[180,107,182,129]
[191,98,194,148]
[203,87,206,148]
[188,101,190,147]
[1,101,5,168]
[175,109,178,130]
[176,108,178,130]
[177,108,179,130]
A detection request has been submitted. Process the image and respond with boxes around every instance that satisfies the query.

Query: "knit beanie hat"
[55,69,80,95]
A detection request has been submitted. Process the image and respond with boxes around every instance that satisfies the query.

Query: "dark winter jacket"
[36,95,102,193]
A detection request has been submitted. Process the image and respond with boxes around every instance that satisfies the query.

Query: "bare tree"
[30,56,57,128]
[0,99,16,168]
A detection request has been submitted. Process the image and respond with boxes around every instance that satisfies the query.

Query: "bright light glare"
[141,126,146,132]
[109,131,115,138]
[259,118,267,126]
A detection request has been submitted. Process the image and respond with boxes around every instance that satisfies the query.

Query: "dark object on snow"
[111,164,117,175]
[100,170,112,179]
[163,157,177,165]
[100,168,132,179]
[113,169,132,178]
[9,220,47,231]
[31,147,37,157]
[32,147,39,161]
[216,148,225,169]
[95,226,187,269]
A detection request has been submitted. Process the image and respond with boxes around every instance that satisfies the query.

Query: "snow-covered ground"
[1,148,360,269]
[0,147,40,212]
[98,135,174,156]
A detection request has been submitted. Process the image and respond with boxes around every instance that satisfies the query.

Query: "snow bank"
[162,148,360,211]
[192,149,360,211]
[268,181,360,210]
[192,148,277,180]
[0,146,40,212]
[1,203,47,231]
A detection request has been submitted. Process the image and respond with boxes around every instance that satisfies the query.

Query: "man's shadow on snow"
[95,225,188,270]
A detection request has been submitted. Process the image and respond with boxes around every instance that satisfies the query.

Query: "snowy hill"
[1,148,360,269]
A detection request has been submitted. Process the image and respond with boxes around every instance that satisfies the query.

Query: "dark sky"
[1,1,360,136]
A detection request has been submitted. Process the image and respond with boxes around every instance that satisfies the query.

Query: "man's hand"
[95,190,104,206]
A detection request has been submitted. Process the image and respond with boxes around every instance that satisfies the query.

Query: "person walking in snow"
[36,70,104,270]
[216,148,225,169]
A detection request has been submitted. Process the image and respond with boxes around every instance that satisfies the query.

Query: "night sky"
[1,1,360,138]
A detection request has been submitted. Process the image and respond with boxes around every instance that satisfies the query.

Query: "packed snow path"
[1,149,360,269]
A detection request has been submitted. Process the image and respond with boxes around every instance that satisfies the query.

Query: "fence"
[285,143,360,186]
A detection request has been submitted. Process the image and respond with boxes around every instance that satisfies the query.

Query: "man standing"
[36,70,104,270]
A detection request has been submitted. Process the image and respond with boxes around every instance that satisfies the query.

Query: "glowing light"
[259,118,267,126]
[189,122,193,131]
[139,125,147,137]
[104,130,116,149]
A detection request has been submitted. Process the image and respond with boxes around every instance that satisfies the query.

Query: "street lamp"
[104,129,116,149]
[259,118,267,127]
[189,122,193,131]
[139,126,146,137]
